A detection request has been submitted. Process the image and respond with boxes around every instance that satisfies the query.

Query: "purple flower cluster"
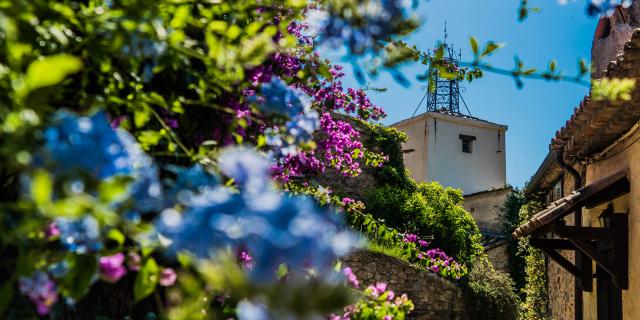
[342,267,359,288]
[416,247,465,280]
[403,233,418,243]
[159,268,177,287]
[317,113,364,176]
[308,65,386,121]
[402,233,466,280]
[287,20,313,46]
[100,253,128,283]
[330,281,413,320]
[238,250,254,269]
[18,271,58,316]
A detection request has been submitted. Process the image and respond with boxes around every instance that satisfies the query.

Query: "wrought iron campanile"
[426,24,463,115]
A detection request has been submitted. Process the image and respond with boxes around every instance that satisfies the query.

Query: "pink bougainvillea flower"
[341,197,355,205]
[44,221,60,238]
[100,253,127,283]
[127,252,142,271]
[386,290,395,301]
[403,233,417,243]
[159,268,177,287]
[238,250,254,269]
[375,282,387,293]
[342,267,359,288]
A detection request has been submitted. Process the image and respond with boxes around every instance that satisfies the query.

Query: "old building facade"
[517,3,640,319]
[392,111,511,271]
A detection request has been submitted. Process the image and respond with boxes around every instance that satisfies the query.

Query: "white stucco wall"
[393,112,507,195]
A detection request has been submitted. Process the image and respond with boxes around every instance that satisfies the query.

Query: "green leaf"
[24,54,82,92]
[579,58,589,76]
[134,108,151,128]
[170,6,191,29]
[31,169,53,206]
[138,130,163,150]
[0,281,13,313]
[480,42,503,58]
[98,176,131,203]
[469,37,478,56]
[434,46,444,61]
[134,257,159,302]
[107,229,126,246]
[59,254,98,300]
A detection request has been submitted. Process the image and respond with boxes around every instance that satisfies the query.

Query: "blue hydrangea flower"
[286,110,319,145]
[264,109,319,157]
[218,147,271,195]
[236,300,270,320]
[586,0,632,16]
[317,0,409,55]
[42,111,131,179]
[156,191,358,282]
[155,147,359,282]
[165,164,220,205]
[55,216,102,254]
[254,77,312,118]
[38,110,163,213]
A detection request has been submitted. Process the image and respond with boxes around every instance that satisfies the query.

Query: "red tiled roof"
[551,29,640,160]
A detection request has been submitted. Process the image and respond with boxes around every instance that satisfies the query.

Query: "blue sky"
[322,0,598,189]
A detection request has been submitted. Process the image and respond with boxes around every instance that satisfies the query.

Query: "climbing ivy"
[518,198,551,320]
[498,189,527,293]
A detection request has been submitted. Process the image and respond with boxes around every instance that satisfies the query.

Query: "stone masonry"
[342,250,467,320]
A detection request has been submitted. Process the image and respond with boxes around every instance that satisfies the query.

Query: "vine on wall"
[517,199,551,320]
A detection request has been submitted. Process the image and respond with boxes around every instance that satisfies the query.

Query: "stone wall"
[547,251,576,320]
[342,250,467,320]
[486,243,509,273]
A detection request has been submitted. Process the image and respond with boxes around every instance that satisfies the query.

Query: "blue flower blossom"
[264,108,319,157]
[42,111,131,179]
[156,147,360,282]
[317,0,410,55]
[286,110,319,144]
[586,0,632,16]
[218,147,271,194]
[237,300,270,320]
[254,77,311,117]
[165,164,220,205]
[38,110,163,213]
[54,216,102,254]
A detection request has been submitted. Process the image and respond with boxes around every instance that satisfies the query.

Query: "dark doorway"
[596,265,622,320]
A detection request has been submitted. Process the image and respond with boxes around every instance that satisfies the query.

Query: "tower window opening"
[459,134,476,154]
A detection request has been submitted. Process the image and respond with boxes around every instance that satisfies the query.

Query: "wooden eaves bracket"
[530,213,628,291]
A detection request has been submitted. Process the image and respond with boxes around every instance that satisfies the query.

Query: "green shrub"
[518,200,551,320]
[498,189,527,292]
[464,257,520,320]
[365,182,483,266]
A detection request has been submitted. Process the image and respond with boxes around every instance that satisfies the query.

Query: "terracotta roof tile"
[551,28,640,159]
